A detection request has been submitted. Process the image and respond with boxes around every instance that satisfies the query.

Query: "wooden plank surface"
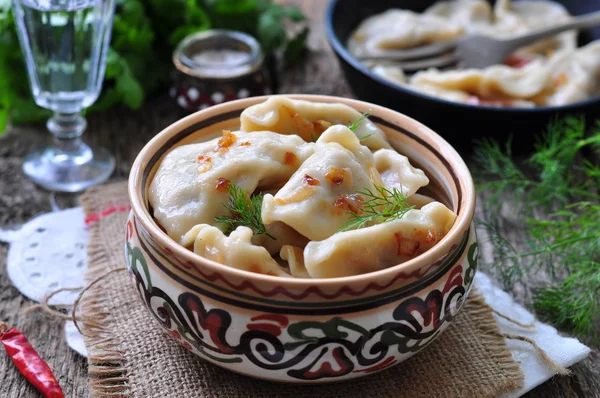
[0,0,598,397]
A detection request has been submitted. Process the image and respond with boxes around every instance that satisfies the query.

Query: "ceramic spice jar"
[171,30,269,111]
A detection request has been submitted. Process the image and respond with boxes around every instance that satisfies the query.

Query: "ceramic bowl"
[126,95,478,383]
[325,0,600,148]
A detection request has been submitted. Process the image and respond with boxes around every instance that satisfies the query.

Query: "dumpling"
[372,65,408,85]
[181,224,289,277]
[240,96,391,150]
[348,9,464,54]
[303,202,456,278]
[348,0,584,107]
[374,149,429,197]
[492,0,575,52]
[251,221,310,255]
[261,125,382,241]
[408,40,600,107]
[485,0,576,62]
[149,130,314,242]
[406,193,437,209]
[425,0,493,32]
[410,60,553,104]
[544,41,600,106]
[280,245,310,278]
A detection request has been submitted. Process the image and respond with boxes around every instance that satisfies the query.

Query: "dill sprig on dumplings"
[348,109,374,142]
[215,183,275,240]
[338,186,415,232]
[474,116,600,342]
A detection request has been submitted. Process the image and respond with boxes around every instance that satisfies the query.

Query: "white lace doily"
[65,320,88,357]
[0,207,88,356]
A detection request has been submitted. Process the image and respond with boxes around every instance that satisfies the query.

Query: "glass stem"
[47,111,87,154]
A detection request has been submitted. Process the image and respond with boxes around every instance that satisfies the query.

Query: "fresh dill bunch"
[474,217,524,282]
[473,136,531,215]
[474,116,599,214]
[534,259,600,340]
[474,115,600,341]
[338,185,415,232]
[215,183,275,240]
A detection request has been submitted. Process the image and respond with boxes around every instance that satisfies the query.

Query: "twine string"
[71,268,127,336]
[23,287,84,320]
[23,268,127,337]
[503,334,572,376]
[492,309,536,329]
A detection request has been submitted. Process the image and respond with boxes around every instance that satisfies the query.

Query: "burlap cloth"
[80,182,524,398]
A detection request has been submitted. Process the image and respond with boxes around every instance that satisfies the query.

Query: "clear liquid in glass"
[12,0,116,192]
[14,0,113,114]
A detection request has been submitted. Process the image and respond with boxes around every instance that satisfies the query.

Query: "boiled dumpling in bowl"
[261,125,382,241]
[279,245,310,278]
[374,149,429,197]
[181,224,290,277]
[149,97,458,278]
[149,129,314,242]
[303,202,456,278]
[240,96,391,150]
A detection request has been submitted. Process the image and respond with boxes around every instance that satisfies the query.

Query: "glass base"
[23,142,115,192]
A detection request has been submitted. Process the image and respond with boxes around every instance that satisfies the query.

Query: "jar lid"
[173,30,264,79]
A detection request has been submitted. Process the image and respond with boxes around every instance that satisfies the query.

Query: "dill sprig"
[215,183,275,240]
[338,185,414,232]
[359,133,374,142]
[474,115,600,341]
[349,109,373,134]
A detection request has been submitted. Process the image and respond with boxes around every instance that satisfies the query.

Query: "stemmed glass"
[12,0,116,192]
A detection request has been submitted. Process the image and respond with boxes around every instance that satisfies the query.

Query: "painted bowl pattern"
[126,95,478,383]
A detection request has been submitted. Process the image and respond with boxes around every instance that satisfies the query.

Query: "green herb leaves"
[348,109,375,142]
[258,7,287,55]
[284,26,309,68]
[202,0,308,67]
[215,183,275,240]
[348,109,372,132]
[338,186,414,232]
[475,116,600,341]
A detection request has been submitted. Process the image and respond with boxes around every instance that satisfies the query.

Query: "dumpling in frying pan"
[240,96,391,150]
[181,224,289,277]
[348,9,464,56]
[261,125,382,241]
[544,41,600,106]
[490,0,576,55]
[409,60,552,105]
[303,202,456,278]
[149,130,314,242]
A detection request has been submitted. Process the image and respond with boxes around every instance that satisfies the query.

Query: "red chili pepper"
[0,322,64,398]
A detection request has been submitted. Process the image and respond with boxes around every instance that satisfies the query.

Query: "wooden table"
[1,0,598,396]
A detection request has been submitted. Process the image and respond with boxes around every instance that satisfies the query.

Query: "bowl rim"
[325,0,600,113]
[128,94,476,287]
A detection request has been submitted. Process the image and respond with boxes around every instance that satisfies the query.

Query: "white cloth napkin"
[476,272,591,397]
[1,208,592,396]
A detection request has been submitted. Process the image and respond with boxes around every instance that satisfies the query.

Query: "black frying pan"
[325,0,600,151]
